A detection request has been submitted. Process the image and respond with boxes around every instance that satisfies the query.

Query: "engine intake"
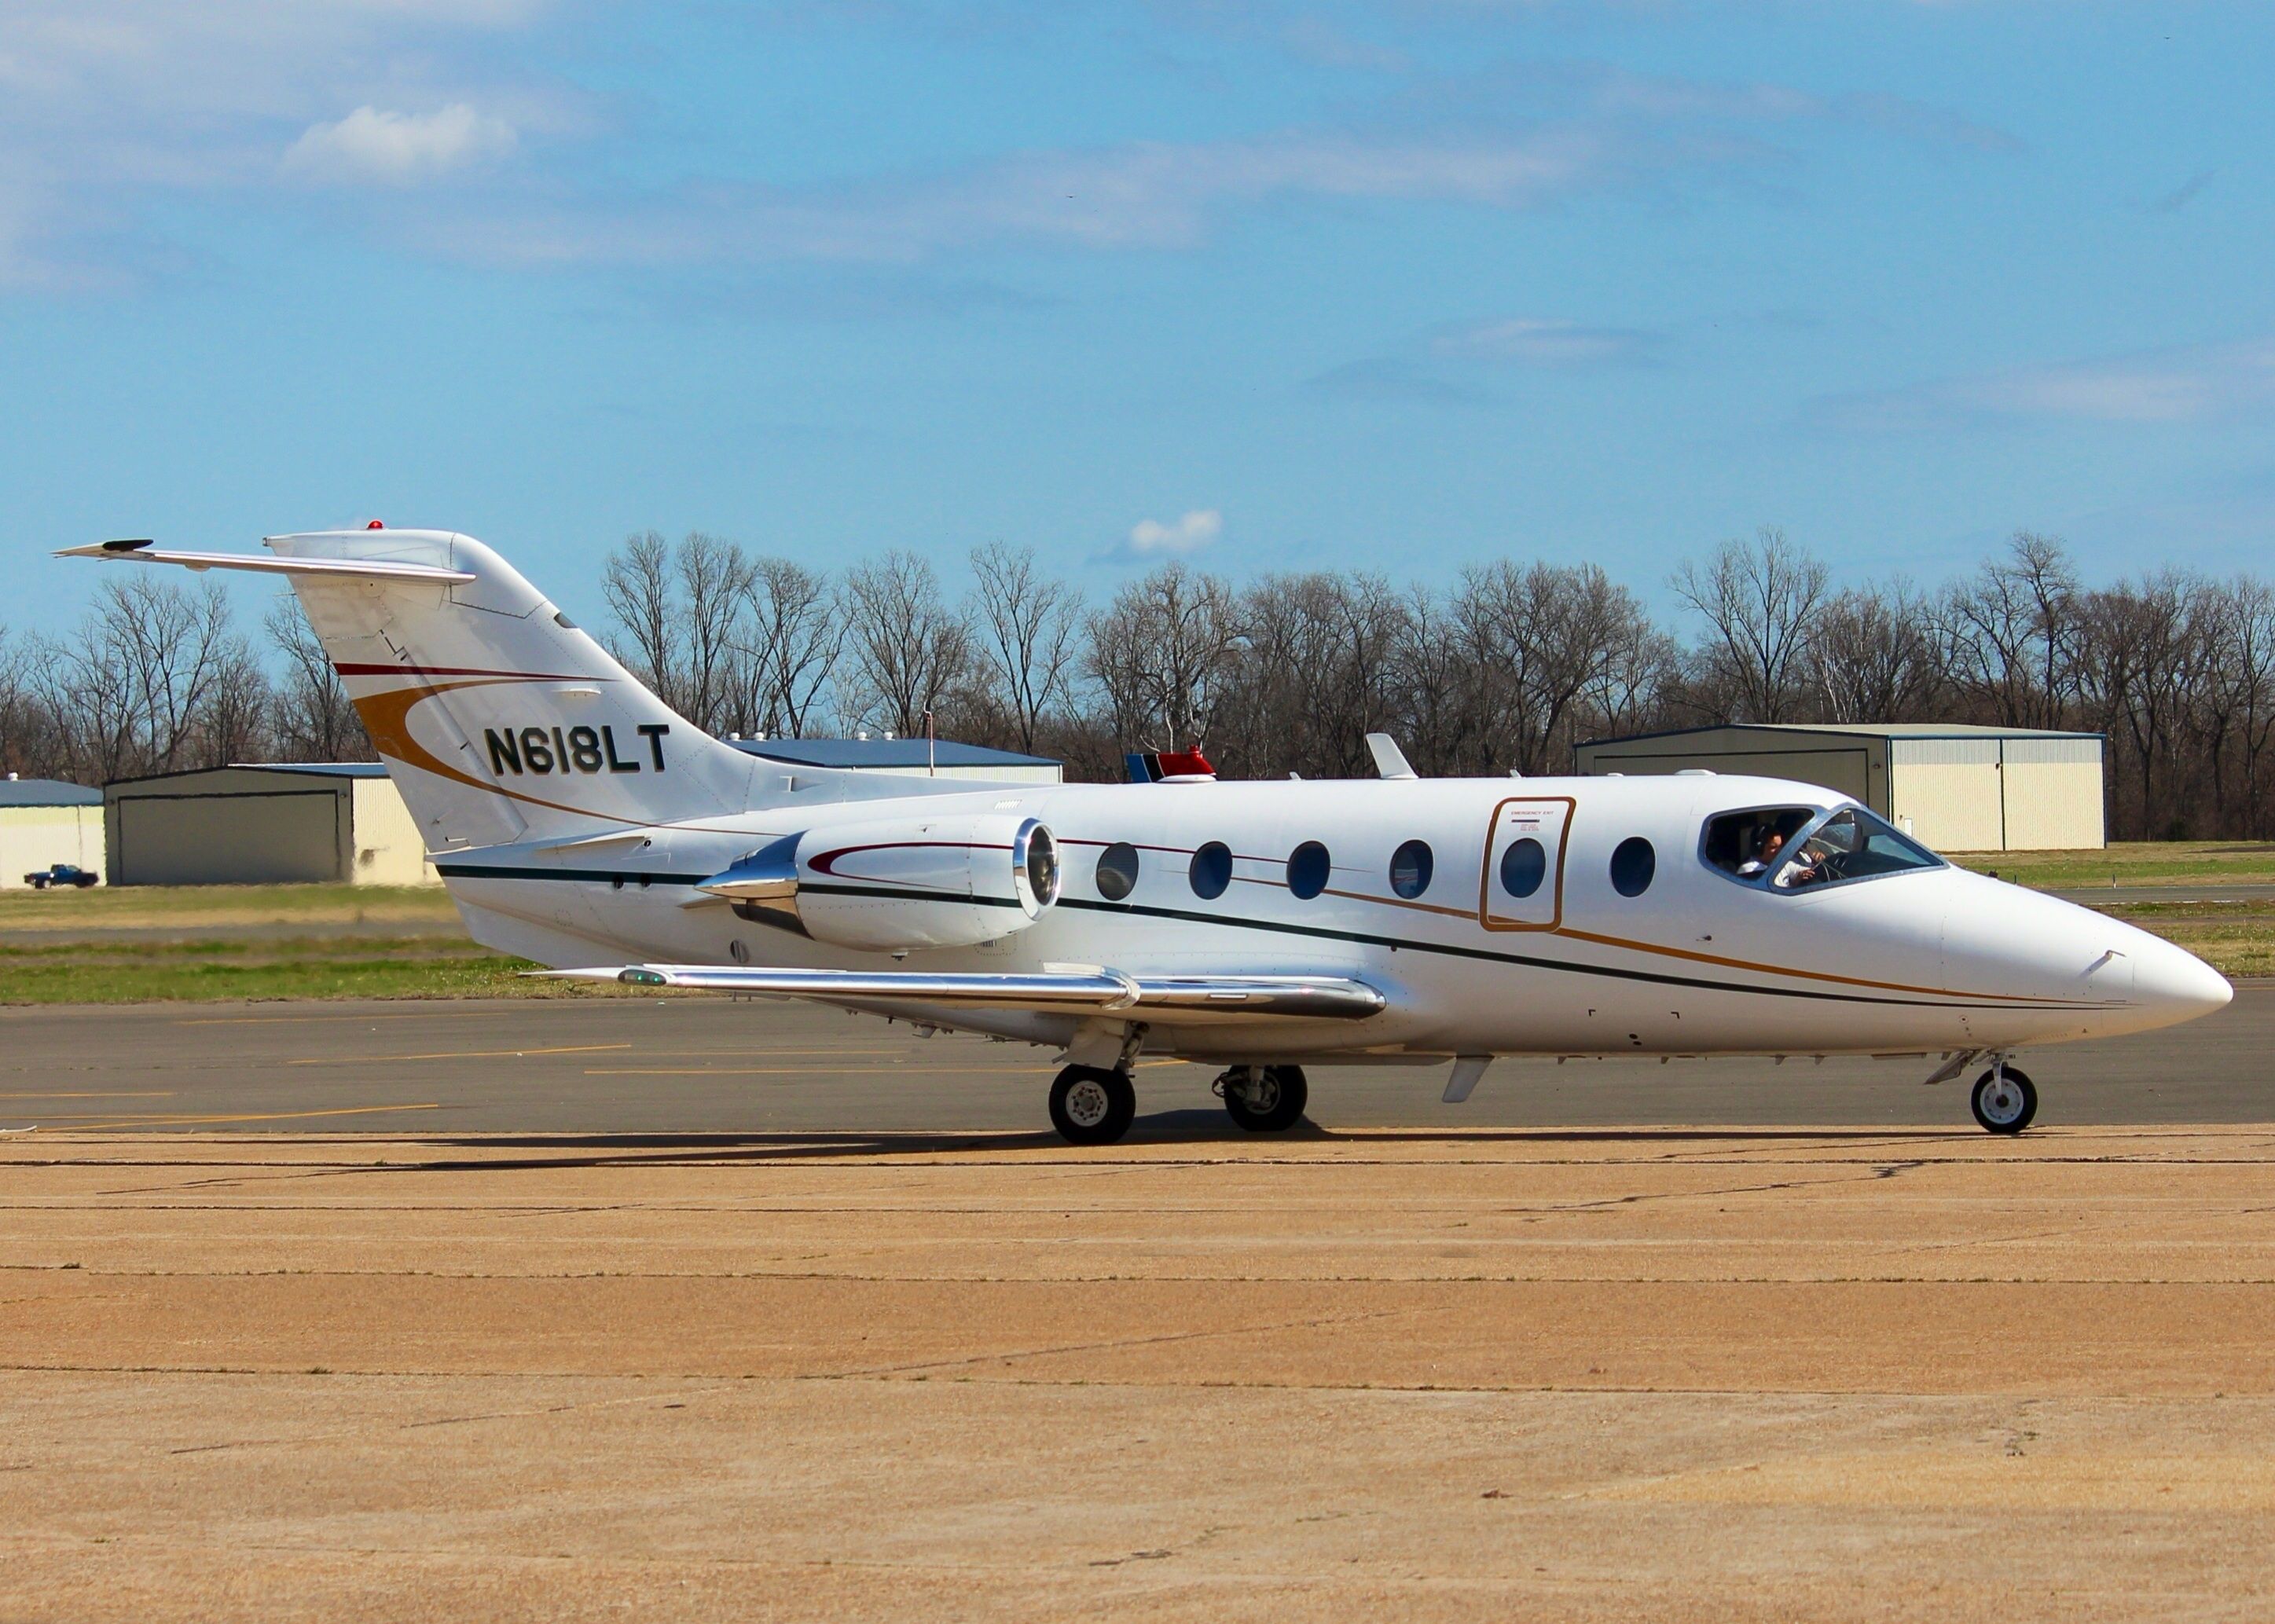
[699,812,1060,952]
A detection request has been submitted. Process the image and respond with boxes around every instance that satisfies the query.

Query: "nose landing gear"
[1215,1065,1309,1133]
[1970,1061,2038,1135]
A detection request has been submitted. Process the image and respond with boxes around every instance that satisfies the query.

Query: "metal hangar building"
[1573,723,2105,852]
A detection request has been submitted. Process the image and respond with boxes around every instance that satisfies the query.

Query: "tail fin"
[271,530,765,849]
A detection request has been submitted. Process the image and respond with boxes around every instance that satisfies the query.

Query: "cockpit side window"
[1701,807,1819,885]
[1771,808,1943,891]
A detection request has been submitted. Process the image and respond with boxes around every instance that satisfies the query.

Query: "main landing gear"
[1048,1065,1136,1146]
[1214,1065,1308,1133]
[1044,1056,1312,1146]
[1970,1062,2038,1135]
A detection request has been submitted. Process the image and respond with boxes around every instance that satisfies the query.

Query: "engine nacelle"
[699,812,1061,952]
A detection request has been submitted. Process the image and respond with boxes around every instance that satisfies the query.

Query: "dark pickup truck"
[21,863,98,889]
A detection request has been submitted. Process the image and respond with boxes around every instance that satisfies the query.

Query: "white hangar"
[1,775,107,888]
[1574,723,2105,852]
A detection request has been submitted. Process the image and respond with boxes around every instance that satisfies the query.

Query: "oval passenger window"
[1499,837,1546,899]
[1610,837,1656,897]
[1095,841,1139,902]
[1190,841,1232,900]
[1389,839,1433,899]
[1287,841,1330,900]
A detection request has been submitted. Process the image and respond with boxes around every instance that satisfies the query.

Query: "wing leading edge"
[535,964,1386,1020]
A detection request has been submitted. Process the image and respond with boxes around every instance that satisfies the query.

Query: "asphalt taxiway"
[0,984,2268,1135]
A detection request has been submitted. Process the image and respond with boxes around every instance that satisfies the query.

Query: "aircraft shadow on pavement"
[392,1115,1969,1173]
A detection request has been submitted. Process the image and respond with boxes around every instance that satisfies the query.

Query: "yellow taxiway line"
[287,1044,633,1067]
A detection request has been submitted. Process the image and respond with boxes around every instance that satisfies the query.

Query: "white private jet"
[63,530,2233,1142]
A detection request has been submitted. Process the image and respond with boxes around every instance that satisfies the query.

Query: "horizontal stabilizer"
[54,543,475,584]
[534,964,1385,1019]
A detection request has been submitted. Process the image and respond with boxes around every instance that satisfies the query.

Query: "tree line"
[5,526,2272,841]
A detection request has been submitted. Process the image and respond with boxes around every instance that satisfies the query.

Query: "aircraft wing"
[536,964,1385,1020]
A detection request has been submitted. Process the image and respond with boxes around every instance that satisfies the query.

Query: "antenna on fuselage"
[1366,733,1418,780]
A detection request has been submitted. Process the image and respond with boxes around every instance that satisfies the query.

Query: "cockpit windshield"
[1703,805,1943,891]
[1770,808,1942,890]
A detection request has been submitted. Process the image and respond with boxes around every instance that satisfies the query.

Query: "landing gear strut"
[1970,1062,2038,1135]
[1049,1065,1136,1145]
[1216,1065,1308,1133]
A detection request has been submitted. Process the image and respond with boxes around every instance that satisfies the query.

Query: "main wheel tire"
[1970,1066,2038,1135]
[1049,1065,1135,1146]
[1224,1064,1308,1132]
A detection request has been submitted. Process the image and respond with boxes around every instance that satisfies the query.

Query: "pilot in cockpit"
[1735,826,1785,878]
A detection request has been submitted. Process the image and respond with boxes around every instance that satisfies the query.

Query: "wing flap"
[534,964,1385,1019]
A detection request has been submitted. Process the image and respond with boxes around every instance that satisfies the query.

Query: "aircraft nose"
[2133,936,2233,1023]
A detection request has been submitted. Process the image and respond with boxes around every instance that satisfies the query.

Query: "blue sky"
[5,1,2271,634]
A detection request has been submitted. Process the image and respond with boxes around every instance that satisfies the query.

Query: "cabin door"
[1478,796,1573,931]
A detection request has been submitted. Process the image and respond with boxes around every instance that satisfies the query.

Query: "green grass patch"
[0,882,462,934]
[0,937,643,1004]
[1947,841,2275,889]
[2091,899,2275,979]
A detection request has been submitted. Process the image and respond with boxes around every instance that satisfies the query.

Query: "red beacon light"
[1124,745,1217,783]
[366,519,385,529]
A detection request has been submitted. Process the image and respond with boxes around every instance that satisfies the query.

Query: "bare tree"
[842,552,971,739]
[2074,571,2200,838]
[1086,562,1242,751]
[195,642,277,769]
[0,625,37,777]
[968,544,1084,756]
[1806,581,1945,724]
[27,574,249,781]
[1671,526,1829,724]
[600,531,684,712]
[1457,560,1660,775]
[1387,585,1477,776]
[266,598,371,761]
[741,557,843,739]
[677,532,754,735]
[1219,574,1396,778]
[2199,576,2275,839]
[1940,531,2079,731]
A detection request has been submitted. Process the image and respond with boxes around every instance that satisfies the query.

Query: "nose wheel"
[1970,1065,2038,1135]
[1049,1065,1136,1145]
[1217,1065,1308,1133]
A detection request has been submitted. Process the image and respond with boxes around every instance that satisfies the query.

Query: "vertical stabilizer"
[269,530,765,847]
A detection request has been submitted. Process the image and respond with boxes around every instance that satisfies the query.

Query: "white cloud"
[0,1,560,284]
[1430,317,1660,367]
[284,104,517,187]
[1818,339,2275,431]
[1127,509,1223,555]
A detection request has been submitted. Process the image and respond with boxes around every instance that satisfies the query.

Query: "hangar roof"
[0,775,102,808]
[1582,721,2103,749]
[106,762,391,792]
[726,738,1058,769]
